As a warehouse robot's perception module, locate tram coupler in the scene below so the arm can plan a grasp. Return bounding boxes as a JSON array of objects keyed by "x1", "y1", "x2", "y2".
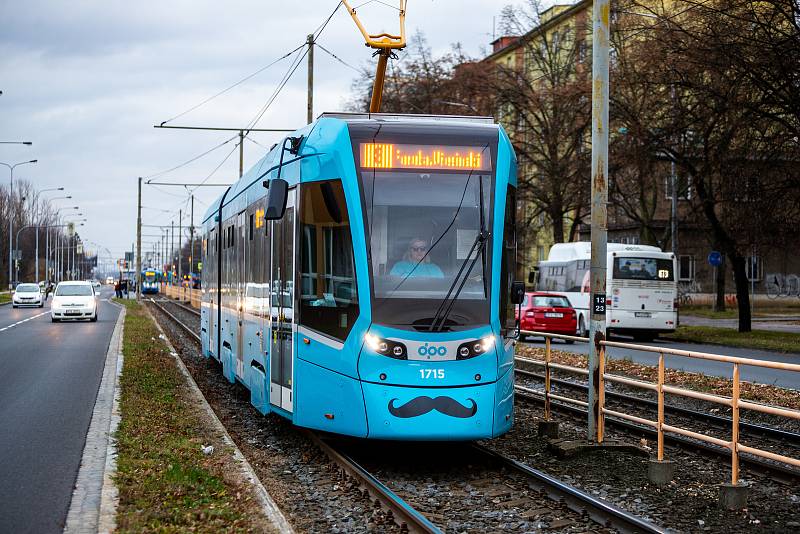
[
  {"x1": 647, "y1": 459, "x2": 675, "y2": 486},
  {"x1": 538, "y1": 420, "x2": 560, "y2": 439},
  {"x1": 718, "y1": 483, "x2": 749, "y2": 510}
]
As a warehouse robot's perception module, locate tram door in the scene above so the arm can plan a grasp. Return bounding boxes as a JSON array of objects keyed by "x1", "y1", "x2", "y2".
[
  {"x1": 235, "y1": 211, "x2": 246, "y2": 378},
  {"x1": 269, "y1": 189, "x2": 296, "y2": 412},
  {"x1": 208, "y1": 229, "x2": 216, "y2": 358}
]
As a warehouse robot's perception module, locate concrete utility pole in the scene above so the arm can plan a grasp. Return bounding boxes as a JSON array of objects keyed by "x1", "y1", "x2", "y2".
[
  {"x1": 588, "y1": 0, "x2": 611, "y2": 441},
  {"x1": 189, "y1": 195, "x2": 194, "y2": 279},
  {"x1": 239, "y1": 130, "x2": 244, "y2": 179},
  {"x1": 307, "y1": 33, "x2": 314, "y2": 123},
  {"x1": 178, "y1": 209, "x2": 182, "y2": 287},
  {"x1": 136, "y1": 177, "x2": 142, "y2": 301}
]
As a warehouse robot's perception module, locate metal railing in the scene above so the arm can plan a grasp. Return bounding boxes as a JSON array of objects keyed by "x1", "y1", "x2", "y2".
[
  {"x1": 516, "y1": 329, "x2": 800, "y2": 486},
  {"x1": 161, "y1": 283, "x2": 202, "y2": 308}
]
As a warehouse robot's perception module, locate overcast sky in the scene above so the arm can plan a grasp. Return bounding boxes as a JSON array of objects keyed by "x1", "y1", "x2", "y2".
[{"x1": 0, "y1": 0, "x2": 525, "y2": 270}]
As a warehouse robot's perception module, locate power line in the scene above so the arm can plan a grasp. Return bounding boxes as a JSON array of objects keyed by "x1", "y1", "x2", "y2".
[
  {"x1": 316, "y1": 43, "x2": 362, "y2": 73},
  {"x1": 143, "y1": 134, "x2": 238, "y2": 180},
  {"x1": 159, "y1": 43, "x2": 306, "y2": 126}
]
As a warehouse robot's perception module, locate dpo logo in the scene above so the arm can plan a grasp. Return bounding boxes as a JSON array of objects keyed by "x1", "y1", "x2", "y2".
[{"x1": 418, "y1": 343, "x2": 448, "y2": 357}]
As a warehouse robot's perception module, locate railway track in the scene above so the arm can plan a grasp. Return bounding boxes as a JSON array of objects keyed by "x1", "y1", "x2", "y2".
[
  {"x1": 515, "y1": 366, "x2": 800, "y2": 444},
  {"x1": 514, "y1": 385, "x2": 800, "y2": 482},
  {"x1": 149, "y1": 298, "x2": 663, "y2": 532}
]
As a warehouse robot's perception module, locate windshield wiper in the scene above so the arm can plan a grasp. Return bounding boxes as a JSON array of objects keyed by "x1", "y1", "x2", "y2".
[{"x1": 429, "y1": 175, "x2": 489, "y2": 332}]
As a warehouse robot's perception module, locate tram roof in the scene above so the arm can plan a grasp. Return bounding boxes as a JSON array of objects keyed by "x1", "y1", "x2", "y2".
[{"x1": 319, "y1": 112, "x2": 495, "y2": 125}]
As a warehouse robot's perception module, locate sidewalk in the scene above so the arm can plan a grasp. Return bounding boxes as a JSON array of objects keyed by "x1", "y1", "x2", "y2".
[{"x1": 680, "y1": 314, "x2": 800, "y2": 334}]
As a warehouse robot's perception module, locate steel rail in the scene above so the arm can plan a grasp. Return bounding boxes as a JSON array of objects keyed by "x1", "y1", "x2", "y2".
[
  {"x1": 307, "y1": 432, "x2": 441, "y2": 534},
  {"x1": 515, "y1": 368, "x2": 800, "y2": 444},
  {"x1": 148, "y1": 298, "x2": 201, "y2": 343},
  {"x1": 160, "y1": 296, "x2": 201, "y2": 317},
  {"x1": 471, "y1": 444, "x2": 665, "y2": 534},
  {"x1": 515, "y1": 388, "x2": 800, "y2": 481}
]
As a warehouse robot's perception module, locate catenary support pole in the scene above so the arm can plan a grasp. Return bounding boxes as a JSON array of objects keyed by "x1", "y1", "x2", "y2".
[
  {"x1": 307, "y1": 33, "x2": 314, "y2": 123},
  {"x1": 239, "y1": 130, "x2": 244, "y2": 178},
  {"x1": 588, "y1": 0, "x2": 610, "y2": 441},
  {"x1": 178, "y1": 209, "x2": 182, "y2": 287},
  {"x1": 170, "y1": 220, "x2": 174, "y2": 283},
  {"x1": 136, "y1": 177, "x2": 142, "y2": 301},
  {"x1": 189, "y1": 195, "x2": 194, "y2": 284}
]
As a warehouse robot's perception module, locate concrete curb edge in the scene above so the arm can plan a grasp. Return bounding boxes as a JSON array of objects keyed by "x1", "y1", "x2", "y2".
[{"x1": 64, "y1": 298, "x2": 125, "y2": 534}]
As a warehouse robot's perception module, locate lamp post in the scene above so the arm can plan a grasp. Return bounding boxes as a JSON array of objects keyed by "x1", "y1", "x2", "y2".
[
  {"x1": 54, "y1": 206, "x2": 79, "y2": 282},
  {"x1": 63, "y1": 216, "x2": 86, "y2": 280},
  {"x1": 2, "y1": 159, "x2": 38, "y2": 288},
  {"x1": 35, "y1": 188, "x2": 65, "y2": 282},
  {"x1": 44, "y1": 195, "x2": 71, "y2": 281}
]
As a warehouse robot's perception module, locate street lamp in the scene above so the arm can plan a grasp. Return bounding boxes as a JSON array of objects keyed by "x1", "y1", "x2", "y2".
[
  {"x1": 2, "y1": 159, "x2": 38, "y2": 288},
  {"x1": 34, "y1": 188, "x2": 66, "y2": 282},
  {"x1": 53, "y1": 206, "x2": 78, "y2": 282}
]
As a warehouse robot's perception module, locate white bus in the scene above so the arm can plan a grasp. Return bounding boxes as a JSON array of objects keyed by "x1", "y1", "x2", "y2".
[{"x1": 536, "y1": 242, "x2": 677, "y2": 341}]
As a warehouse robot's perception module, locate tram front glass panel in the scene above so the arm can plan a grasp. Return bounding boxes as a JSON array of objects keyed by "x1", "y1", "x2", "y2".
[{"x1": 351, "y1": 123, "x2": 499, "y2": 332}]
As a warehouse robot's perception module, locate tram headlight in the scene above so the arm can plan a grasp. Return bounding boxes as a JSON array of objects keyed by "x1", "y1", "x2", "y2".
[
  {"x1": 457, "y1": 335, "x2": 496, "y2": 360},
  {"x1": 364, "y1": 333, "x2": 407, "y2": 359}
]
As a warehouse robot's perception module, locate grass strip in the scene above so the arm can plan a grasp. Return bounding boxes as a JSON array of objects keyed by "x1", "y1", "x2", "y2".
[
  {"x1": 0, "y1": 293, "x2": 10, "y2": 304},
  {"x1": 114, "y1": 299, "x2": 265, "y2": 533},
  {"x1": 517, "y1": 344, "x2": 800, "y2": 411},
  {"x1": 681, "y1": 305, "x2": 800, "y2": 319},
  {"x1": 663, "y1": 325, "x2": 800, "y2": 353}
]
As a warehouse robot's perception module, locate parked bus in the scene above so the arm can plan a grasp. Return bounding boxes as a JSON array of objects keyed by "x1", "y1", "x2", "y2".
[{"x1": 536, "y1": 242, "x2": 677, "y2": 341}]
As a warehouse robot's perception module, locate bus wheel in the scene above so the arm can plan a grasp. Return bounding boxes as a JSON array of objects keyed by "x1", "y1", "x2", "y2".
[{"x1": 578, "y1": 317, "x2": 588, "y2": 338}]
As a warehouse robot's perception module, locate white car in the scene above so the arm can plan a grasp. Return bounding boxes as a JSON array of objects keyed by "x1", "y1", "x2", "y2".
[
  {"x1": 51, "y1": 281, "x2": 98, "y2": 322},
  {"x1": 12, "y1": 283, "x2": 44, "y2": 308}
]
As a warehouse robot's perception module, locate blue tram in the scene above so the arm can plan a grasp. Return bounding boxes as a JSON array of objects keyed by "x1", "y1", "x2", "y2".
[
  {"x1": 141, "y1": 269, "x2": 161, "y2": 294},
  {"x1": 200, "y1": 113, "x2": 519, "y2": 440}
]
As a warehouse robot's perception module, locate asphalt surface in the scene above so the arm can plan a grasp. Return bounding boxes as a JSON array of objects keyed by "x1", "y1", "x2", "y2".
[
  {"x1": 521, "y1": 332, "x2": 800, "y2": 390},
  {"x1": 0, "y1": 287, "x2": 120, "y2": 534}
]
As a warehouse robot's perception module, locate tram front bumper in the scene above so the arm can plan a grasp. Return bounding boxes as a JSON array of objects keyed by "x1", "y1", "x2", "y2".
[{"x1": 362, "y1": 377, "x2": 513, "y2": 440}]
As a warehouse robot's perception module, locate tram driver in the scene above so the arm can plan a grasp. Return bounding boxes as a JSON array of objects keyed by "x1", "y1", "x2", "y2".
[{"x1": 390, "y1": 237, "x2": 444, "y2": 278}]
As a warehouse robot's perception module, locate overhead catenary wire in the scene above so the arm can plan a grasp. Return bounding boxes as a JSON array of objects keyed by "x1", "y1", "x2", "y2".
[
  {"x1": 316, "y1": 43, "x2": 363, "y2": 74},
  {"x1": 159, "y1": 43, "x2": 307, "y2": 126}
]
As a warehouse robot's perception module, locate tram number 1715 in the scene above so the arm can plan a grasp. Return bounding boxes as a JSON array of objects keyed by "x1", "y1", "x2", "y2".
[{"x1": 420, "y1": 369, "x2": 446, "y2": 379}]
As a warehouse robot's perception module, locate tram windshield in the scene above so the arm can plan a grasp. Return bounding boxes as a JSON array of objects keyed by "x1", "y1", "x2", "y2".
[
  {"x1": 361, "y1": 169, "x2": 493, "y2": 330},
  {"x1": 144, "y1": 271, "x2": 157, "y2": 283}
]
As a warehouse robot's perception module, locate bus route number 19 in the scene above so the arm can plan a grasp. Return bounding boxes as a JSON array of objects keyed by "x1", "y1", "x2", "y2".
[{"x1": 593, "y1": 294, "x2": 606, "y2": 315}]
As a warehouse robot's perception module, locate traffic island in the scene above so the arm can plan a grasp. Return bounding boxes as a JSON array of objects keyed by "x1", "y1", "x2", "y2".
[{"x1": 113, "y1": 300, "x2": 275, "y2": 533}]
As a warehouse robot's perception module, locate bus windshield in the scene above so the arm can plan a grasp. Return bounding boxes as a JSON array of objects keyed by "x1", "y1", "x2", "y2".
[{"x1": 613, "y1": 257, "x2": 674, "y2": 281}]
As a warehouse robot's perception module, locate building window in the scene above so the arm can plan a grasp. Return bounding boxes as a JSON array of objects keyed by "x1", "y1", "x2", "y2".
[
  {"x1": 746, "y1": 255, "x2": 762, "y2": 282},
  {"x1": 249, "y1": 213, "x2": 254, "y2": 241},
  {"x1": 678, "y1": 255, "x2": 695, "y2": 281},
  {"x1": 299, "y1": 179, "x2": 359, "y2": 341},
  {"x1": 665, "y1": 173, "x2": 693, "y2": 200},
  {"x1": 537, "y1": 245, "x2": 545, "y2": 262}
]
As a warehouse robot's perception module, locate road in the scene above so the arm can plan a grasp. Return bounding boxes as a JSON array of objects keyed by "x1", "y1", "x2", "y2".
[
  {"x1": 0, "y1": 287, "x2": 120, "y2": 534},
  {"x1": 521, "y1": 333, "x2": 800, "y2": 390}
]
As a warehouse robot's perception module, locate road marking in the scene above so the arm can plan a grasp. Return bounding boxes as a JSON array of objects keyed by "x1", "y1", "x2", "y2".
[{"x1": 0, "y1": 311, "x2": 49, "y2": 332}]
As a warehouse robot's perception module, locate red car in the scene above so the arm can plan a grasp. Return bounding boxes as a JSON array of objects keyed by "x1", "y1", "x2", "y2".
[{"x1": 517, "y1": 292, "x2": 577, "y2": 343}]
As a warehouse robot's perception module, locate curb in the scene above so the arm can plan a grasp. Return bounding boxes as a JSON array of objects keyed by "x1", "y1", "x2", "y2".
[
  {"x1": 146, "y1": 306, "x2": 295, "y2": 533},
  {"x1": 64, "y1": 298, "x2": 126, "y2": 534}
]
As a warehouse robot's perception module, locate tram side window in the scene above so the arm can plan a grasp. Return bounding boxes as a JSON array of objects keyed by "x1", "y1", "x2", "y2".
[
  {"x1": 299, "y1": 179, "x2": 359, "y2": 341},
  {"x1": 500, "y1": 185, "x2": 516, "y2": 336}
]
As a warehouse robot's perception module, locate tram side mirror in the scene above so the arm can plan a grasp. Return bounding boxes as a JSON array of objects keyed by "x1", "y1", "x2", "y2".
[
  {"x1": 511, "y1": 281, "x2": 525, "y2": 304},
  {"x1": 263, "y1": 178, "x2": 289, "y2": 220}
]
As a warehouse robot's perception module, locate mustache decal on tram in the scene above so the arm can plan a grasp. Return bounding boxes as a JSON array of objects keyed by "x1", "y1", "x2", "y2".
[{"x1": 388, "y1": 396, "x2": 478, "y2": 418}]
